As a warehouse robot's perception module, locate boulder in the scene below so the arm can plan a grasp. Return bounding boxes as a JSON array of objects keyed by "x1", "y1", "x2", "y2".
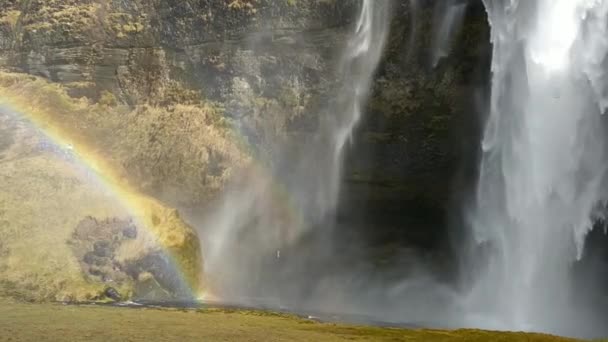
[{"x1": 104, "y1": 287, "x2": 121, "y2": 302}]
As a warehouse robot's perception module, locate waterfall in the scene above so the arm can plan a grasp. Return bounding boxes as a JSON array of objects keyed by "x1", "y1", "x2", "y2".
[
  {"x1": 200, "y1": 0, "x2": 390, "y2": 304},
  {"x1": 284, "y1": 0, "x2": 390, "y2": 227},
  {"x1": 467, "y1": 0, "x2": 608, "y2": 334},
  {"x1": 431, "y1": 0, "x2": 468, "y2": 67}
]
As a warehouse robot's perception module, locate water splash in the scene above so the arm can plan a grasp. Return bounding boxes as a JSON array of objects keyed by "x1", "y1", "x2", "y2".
[
  {"x1": 200, "y1": 0, "x2": 390, "y2": 303},
  {"x1": 466, "y1": 0, "x2": 608, "y2": 334}
]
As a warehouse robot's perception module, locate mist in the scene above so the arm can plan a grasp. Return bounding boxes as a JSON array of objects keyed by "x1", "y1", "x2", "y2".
[{"x1": 177, "y1": 1, "x2": 608, "y2": 339}]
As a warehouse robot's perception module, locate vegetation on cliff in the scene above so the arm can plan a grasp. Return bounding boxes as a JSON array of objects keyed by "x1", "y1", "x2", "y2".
[{"x1": 0, "y1": 71, "x2": 251, "y2": 205}]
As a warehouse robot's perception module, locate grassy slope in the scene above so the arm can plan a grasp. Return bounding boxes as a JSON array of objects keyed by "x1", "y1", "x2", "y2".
[{"x1": 0, "y1": 301, "x2": 584, "y2": 342}]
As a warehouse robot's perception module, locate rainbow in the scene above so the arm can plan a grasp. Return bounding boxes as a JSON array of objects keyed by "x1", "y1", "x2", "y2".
[{"x1": 0, "y1": 84, "x2": 204, "y2": 300}]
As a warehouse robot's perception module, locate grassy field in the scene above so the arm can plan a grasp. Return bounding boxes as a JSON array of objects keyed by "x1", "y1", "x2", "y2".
[{"x1": 0, "y1": 300, "x2": 585, "y2": 342}]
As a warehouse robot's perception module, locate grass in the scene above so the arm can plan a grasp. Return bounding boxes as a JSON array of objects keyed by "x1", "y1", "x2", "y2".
[
  {"x1": 0, "y1": 300, "x2": 585, "y2": 342},
  {"x1": 0, "y1": 150, "x2": 129, "y2": 302}
]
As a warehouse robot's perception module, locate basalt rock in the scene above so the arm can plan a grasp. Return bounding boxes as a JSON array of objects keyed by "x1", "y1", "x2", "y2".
[{"x1": 340, "y1": 1, "x2": 490, "y2": 252}]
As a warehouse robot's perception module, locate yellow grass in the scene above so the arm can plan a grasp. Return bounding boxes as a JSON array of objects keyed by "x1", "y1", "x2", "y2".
[{"x1": 0, "y1": 301, "x2": 585, "y2": 342}]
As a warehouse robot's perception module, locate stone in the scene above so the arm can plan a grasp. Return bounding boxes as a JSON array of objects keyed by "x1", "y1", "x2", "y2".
[{"x1": 104, "y1": 287, "x2": 121, "y2": 301}]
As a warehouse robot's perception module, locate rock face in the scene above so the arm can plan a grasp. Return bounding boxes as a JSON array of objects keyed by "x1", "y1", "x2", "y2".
[
  {"x1": 0, "y1": 0, "x2": 491, "y2": 299},
  {"x1": 69, "y1": 216, "x2": 195, "y2": 300}
]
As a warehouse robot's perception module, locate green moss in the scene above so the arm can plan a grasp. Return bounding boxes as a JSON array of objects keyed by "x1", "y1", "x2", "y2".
[
  {"x1": 105, "y1": 12, "x2": 146, "y2": 38},
  {"x1": 98, "y1": 90, "x2": 118, "y2": 107},
  {"x1": 0, "y1": 10, "x2": 21, "y2": 28},
  {"x1": 227, "y1": 0, "x2": 257, "y2": 13}
]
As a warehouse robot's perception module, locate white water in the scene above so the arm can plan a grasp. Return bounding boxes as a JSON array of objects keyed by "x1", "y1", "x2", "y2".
[
  {"x1": 285, "y1": 0, "x2": 390, "y2": 225},
  {"x1": 200, "y1": 0, "x2": 390, "y2": 302},
  {"x1": 431, "y1": 0, "x2": 468, "y2": 67},
  {"x1": 467, "y1": 0, "x2": 608, "y2": 333}
]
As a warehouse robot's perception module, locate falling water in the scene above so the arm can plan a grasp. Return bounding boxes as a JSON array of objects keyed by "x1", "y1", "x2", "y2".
[
  {"x1": 466, "y1": 0, "x2": 608, "y2": 334},
  {"x1": 200, "y1": 0, "x2": 390, "y2": 305},
  {"x1": 282, "y1": 0, "x2": 390, "y2": 227},
  {"x1": 431, "y1": 0, "x2": 468, "y2": 67}
]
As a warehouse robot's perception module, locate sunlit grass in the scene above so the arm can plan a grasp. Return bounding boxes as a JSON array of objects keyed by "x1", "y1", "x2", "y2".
[{"x1": 0, "y1": 301, "x2": 585, "y2": 342}]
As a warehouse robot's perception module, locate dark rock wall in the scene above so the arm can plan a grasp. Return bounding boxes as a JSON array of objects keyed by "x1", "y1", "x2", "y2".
[{"x1": 340, "y1": 1, "x2": 490, "y2": 257}]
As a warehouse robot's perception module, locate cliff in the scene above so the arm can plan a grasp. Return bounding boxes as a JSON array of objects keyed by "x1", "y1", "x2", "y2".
[{"x1": 0, "y1": 0, "x2": 490, "y2": 299}]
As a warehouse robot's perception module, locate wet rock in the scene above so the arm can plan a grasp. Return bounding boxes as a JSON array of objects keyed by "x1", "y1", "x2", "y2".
[
  {"x1": 89, "y1": 267, "x2": 103, "y2": 277},
  {"x1": 104, "y1": 287, "x2": 121, "y2": 301}
]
